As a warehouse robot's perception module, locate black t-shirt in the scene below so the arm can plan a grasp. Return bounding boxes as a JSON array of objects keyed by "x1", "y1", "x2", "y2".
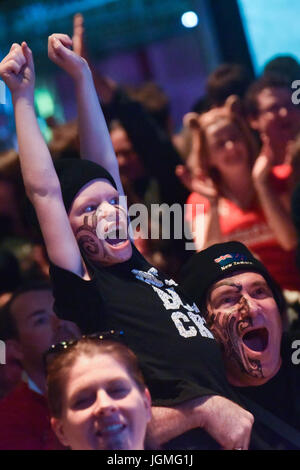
[
  {"x1": 50, "y1": 246, "x2": 235, "y2": 406},
  {"x1": 233, "y1": 332, "x2": 300, "y2": 449}
]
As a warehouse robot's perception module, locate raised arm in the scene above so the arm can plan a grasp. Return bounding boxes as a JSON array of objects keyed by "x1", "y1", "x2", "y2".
[
  {"x1": 0, "y1": 42, "x2": 82, "y2": 275},
  {"x1": 252, "y1": 135, "x2": 297, "y2": 251},
  {"x1": 72, "y1": 14, "x2": 188, "y2": 207},
  {"x1": 176, "y1": 165, "x2": 222, "y2": 250},
  {"x1": 48, "y1": 34, "x2": 124, "y2": 197}
]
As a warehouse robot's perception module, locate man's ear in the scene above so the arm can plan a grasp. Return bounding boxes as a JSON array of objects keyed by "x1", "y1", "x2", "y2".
[
  {"x1": 51, "y1": 417, "x2": 70, "y2": 447},
  {"x1": 143, "y1": 388, "x2": 152, "y2": 422}
]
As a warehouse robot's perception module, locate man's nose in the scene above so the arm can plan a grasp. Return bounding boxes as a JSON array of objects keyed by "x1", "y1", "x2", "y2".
[
  {"x1": 53, "y1": 316, "x2": 81, "y2": 340},
  {"x1": 51, "y1": 314, "x2": 61, "y2": 330},
  {"x1": 241, "y1": 295, "x2": 261, "y2": 319},
  {"x1": 93, "y1": 390, "x2": 117, "y2": 417}
]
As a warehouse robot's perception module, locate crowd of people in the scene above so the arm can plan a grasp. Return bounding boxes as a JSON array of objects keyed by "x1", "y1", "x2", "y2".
[{"x1": 0, "y1": 14, "x2": 299, "y2": 450}]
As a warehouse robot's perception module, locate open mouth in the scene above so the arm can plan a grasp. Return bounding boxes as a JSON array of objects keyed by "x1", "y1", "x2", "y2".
[
  {"x1": 95, "y1": 423, "x2": 125, "y2": 437},
  {"x1": 104, "y1": 227, "x2": 128, "y2": 246},
  {"x1": 242, "y1": 328, "x2": 269, "y2": 352}
]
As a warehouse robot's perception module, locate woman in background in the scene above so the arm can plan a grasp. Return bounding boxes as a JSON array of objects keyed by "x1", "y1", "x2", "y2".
[{"x1": 177, "y1": 97, "x2": 299, "y2": 292}]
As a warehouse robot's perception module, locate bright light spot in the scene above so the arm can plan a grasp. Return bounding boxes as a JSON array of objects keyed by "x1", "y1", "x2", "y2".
[
  {"x1": 35, "y1": 88, "x2": 55, "y2": 118},
  {"x1": 181, "y1": 11, "x2": 199, "y2": 28},
  {"x1": 37, "y1": 117, "x2": 53, "y2": 143}
]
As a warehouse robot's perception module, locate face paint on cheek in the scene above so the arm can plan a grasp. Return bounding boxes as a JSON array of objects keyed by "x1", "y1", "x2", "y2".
[
  {"x1": 75, "y1": 215, "x2": 104, "y2": 261},
  {"x1": 209, "y1": 297, "x2": 263, "y2": 379}
]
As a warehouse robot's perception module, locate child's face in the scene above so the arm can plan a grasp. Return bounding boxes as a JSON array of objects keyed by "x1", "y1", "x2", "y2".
[
  {"x1": 205, "y1": 119, "x2": 249, "y2": 175},
  {"x1": 68, "y1": 179, "x2": 132, "y2": 267}
]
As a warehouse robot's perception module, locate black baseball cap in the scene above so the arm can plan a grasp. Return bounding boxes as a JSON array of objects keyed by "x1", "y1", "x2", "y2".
[{"x1": 180, "y1": 241, "x2": 284, "y2": 313}]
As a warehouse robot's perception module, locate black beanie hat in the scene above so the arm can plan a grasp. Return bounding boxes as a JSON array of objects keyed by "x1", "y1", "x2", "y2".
[
  {"x1": 25, "y1": 159, "x2": 118, "y2": 231},
  {"x1": 180, "y1": 241, "x2": 284, "y2": 313},
  {"x1": 54, "y1": 159, "x2": 117, "y2": 214}
]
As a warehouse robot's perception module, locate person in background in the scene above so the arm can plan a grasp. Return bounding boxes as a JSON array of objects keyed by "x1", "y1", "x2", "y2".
[
  {"x1": 263, "y1": 55, "x2": 300, "y2": 84},
  {"x1": 246, "y1": 74, "x2": 300, "y2": 167},
  {"x1": 0, "y1": 281, "x2": 80, "y2": 449},
  {"x1": 176, "y1": 96, "x2": 299, "y2": 292},
  {"x1": 191, "y1": 62, "x2": 253, "y2": 116},
  {"x1": 206, "y1": 63, "x2": 252, "y2": 109}
]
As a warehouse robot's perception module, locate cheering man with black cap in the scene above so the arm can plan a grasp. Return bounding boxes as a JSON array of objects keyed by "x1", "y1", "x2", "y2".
[{"x1": 181, "y1": 241, "x2": 300, "y2": 449}]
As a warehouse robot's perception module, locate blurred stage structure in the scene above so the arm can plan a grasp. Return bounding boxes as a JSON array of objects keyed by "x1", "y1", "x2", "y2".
[{"x1": 0, "y1": 0, "x2": 211, "y2": 65}]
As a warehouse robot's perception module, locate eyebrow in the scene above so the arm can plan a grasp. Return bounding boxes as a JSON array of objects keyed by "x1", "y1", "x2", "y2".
[
  {"x1": 70, "y1": 378, "x2": 128, "y2": 398},
  {"x1": 28, "y1": 309, "x2": 48, "y2": 319},
  {"x1": 76, "y1": 192, "x2": 119, "y2": 210},
  {"x1": 209, "y1": 279, "x2": 270, "y2": 301},
  {"x1": 213, "y1": 281, "x2": 242, "y2": 291},
  {"x1": 208, "y1": 282, "x2": 242, "y2": 303}
]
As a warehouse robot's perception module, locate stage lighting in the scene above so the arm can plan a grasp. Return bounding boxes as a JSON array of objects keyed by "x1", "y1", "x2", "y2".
[{"x1": 181, "y1": 11, "x2": 199, "y2": 29}]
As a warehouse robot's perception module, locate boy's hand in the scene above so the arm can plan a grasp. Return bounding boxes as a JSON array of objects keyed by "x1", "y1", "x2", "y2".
[
  {"x1": 48, "y1": 34, "x2": 89, "y2": 80},
  {"x1": 0, "y1": 42, "x2": 35, "y2": 97}
]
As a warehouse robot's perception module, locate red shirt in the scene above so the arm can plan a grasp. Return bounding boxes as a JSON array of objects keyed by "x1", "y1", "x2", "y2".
[
  {"x1": 186, "y1": 166, "x2": 300, "y2": 291},
  {"x1": 0, "y1": 382, "x2": 64, "y2": 450}
]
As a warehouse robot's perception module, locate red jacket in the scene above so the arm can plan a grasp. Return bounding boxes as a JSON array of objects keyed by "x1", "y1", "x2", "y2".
[{"x1": 0, "y1": 381, "x2": 65, "y2": 450}]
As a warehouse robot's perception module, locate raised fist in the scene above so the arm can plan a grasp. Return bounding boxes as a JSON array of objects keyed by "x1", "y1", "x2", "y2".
[
  {"x1": 0, "y1": 42, "x2": 35, "y2": 96},
  {"x1": 48, "y1": 33, "x2": 88, "y2": 80}
]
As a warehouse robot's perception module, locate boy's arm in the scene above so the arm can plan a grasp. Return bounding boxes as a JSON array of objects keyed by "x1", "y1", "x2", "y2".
[
  {"x1": 48, "y1": 34, "x2": 124, "y2": 197},
  {"x1": 0, "y1": 42, "x2": 82, "y2": 275},
  {"x1": 72, "y1": 14, "x2": 188, "y2": 206}
]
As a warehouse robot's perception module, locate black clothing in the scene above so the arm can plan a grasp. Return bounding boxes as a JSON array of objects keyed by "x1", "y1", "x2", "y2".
[
  {"x1": 50, "y1": 245, "x2": 276, "y2": 449},
  {"x1": 50, "y1": 245, "x2": 234, "y2": 407},
  {"x1": 233, "y1": 332, "x2": 300, "y2": 449}
]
